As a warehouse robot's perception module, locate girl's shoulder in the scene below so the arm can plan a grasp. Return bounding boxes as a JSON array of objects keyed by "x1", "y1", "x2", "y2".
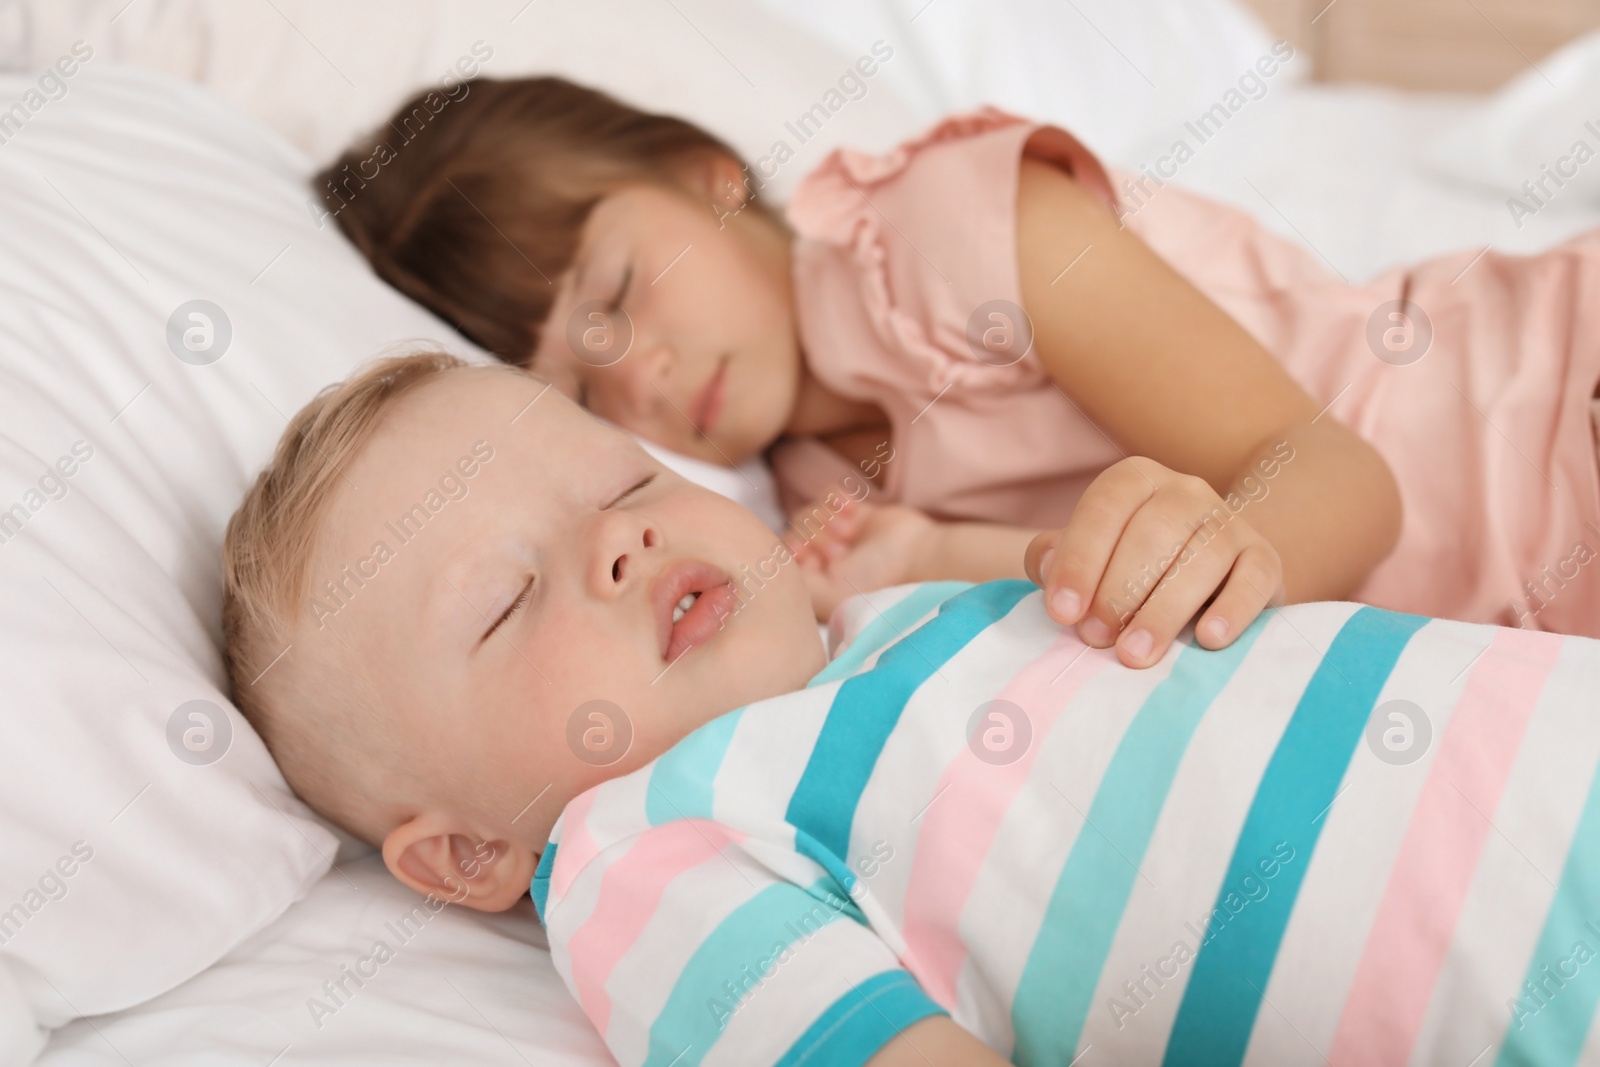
[{"x1": 784, "y1": 106, "x2": 1121, "y2": 243}]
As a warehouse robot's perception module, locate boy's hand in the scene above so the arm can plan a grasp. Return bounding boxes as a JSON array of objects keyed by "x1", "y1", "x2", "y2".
[
  {"x1": 1023, "y1": 456, "x2": 1284, "y2": 667},
  {"x1": 788, "y1": 497, "x2": 938, "y2": 622}
]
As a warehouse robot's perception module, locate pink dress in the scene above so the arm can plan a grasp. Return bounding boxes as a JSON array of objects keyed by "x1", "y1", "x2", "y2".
[{"x1": 772, "y1": 107, "x2": 1600, "y2": 638}]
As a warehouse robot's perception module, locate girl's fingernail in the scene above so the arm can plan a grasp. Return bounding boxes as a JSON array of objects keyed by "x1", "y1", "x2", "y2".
[
  {"x1": 1051, "y1": 587, "x2": 1079, "y2": 621},
  {"x1": 1205, "y1": 616, "x2": 1228, "y2": 642},
  {"x1": 1079, "y1": 615, "x2": 1111, "y2": 645},
  {"x1": 1039, "y1": 547, "x2": 1056, "y2": 580},
  {"x1": 1122, "y1": 628, "x2": 1153, "y2": 660}
]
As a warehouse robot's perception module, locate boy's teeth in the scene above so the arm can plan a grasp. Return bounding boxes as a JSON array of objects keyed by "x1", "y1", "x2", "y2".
[{"x1": 671, "y1": 592, "x2": 699, "y2": 623}]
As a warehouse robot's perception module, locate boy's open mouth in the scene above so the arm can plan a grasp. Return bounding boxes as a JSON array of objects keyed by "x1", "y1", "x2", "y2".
[{"x1": 650, "y1": 559, "x2": 739, "y2": 664}]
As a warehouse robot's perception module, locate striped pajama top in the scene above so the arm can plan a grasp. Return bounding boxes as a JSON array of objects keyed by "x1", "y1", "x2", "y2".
[{"x1": 531, "y1": 580, "x2": 1600, "y2": 1066}]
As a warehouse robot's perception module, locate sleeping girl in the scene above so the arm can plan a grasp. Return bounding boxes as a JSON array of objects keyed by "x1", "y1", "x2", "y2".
[
  {"x1": 317, "y1": 76, "x2": 1600, "y2": 667},
  {"x1": 222, "y1": 354, "x2": 1600, "y2": 1066}
]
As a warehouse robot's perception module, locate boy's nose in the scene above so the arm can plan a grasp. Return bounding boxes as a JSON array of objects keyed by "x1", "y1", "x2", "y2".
[{"x1": 592, "y1": 511, "x2": 662, "y2": 598}]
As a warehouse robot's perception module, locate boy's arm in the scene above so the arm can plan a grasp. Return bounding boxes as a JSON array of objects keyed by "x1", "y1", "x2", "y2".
[{"x1": 866, "y1": 1015, "x2": 1013, "y2": 1066}]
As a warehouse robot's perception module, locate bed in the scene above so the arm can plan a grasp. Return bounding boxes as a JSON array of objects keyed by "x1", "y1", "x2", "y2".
[{"x1": 5, "y1": 1, "x2": 1600, "y2": 1063}]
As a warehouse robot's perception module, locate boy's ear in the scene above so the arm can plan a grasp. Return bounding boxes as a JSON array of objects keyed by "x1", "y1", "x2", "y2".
[{"x1": 381, "y1": 812, "x2": 538, "y2": 913}]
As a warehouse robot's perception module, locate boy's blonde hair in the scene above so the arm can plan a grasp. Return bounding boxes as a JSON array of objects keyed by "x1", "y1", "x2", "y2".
[{"x1": 222, "y1": 350, "x2": 501, "y2": 846}]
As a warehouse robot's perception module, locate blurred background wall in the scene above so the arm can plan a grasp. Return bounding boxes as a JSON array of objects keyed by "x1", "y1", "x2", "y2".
[{"x1": 1242, "y1": 0, "x2": 1600, "y2": 89}]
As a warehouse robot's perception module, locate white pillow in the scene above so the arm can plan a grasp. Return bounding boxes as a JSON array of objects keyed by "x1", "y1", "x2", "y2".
[
  {"x1": 0, "y1": 9, "x2": 896, "y2": 1051},
  {"x1": 634, "y1": 436, "x2": 785, "y2": 534},
  {"x1": 0, "y1": 63, "x2": 495, "y2": 1063},
  {"x1": 1, "y1": 0, "x2": 925, "y2": 203},
  {"x1": 748, "y1": 0, "x2": 1301, "y2": 164},
  {"x1": 1421, "y1": 26, "x2": 1600, "y2": 207}
]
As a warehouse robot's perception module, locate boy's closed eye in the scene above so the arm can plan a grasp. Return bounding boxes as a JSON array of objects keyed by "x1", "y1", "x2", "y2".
[
  {"x1": 477, "y1": 472, "x2": 659, "y2": 644},
  {"x1": 480, "y1": 578, "x2": 533, "y2": 644},
  {"x1": 609, "y1": 472, "x2": 656, "y2": 505}
]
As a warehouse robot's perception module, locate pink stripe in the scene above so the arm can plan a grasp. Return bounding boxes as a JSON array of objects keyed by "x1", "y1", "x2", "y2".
[
  {"x1": 900, "y1": 633, "x2": 1111, "y2": 1007},
  {"x1": 1328, "y1": 627, "x2": 1565, "y2": 1065},
  {"x1": 566, "y1": 819, "x2": 747, "y2": 1039},
  {"x1": 551, "y1": 789, "x2": 602, "y2": 900}
]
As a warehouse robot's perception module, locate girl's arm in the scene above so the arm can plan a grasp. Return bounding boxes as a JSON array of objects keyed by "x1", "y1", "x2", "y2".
[
  {"x1": 790, "y1": 499, "x2": 1041, "y2": 622},
  {"x1": 908, "y1": 519, "x2": 1038, "y2": 583},
  {"x1": 796, "y1": 159, "x2": 1399, "y2": 662},
  {"x1": 1013, "y1": 156, "x2": 1402, "y2": 616}
]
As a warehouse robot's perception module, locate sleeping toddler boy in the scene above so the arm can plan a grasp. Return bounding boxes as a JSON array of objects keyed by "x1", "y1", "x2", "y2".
[{"x1": 224, "y1": 353, "x2": 1600, "y2": 1066}]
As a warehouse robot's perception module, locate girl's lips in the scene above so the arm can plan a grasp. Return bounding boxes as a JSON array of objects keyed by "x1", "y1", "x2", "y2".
[
  {"x1": 649, "y1": 559, "x2": 738, "y2": 663},
  {"x1": 690, "y1": 358, "x2": 729, "y2": 436}
]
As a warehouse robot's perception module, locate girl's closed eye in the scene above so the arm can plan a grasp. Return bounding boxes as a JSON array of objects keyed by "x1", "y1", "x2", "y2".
[
  {"x1": 607, "y1": 263, "x2": 632, "y2": 312},
  {"x1": 569, "y1": 263, "x2": 630, "y2": 411}
]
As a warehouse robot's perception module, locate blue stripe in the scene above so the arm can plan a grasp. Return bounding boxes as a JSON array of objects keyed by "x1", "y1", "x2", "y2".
[
  {"x1": 1496, "y1": 705, "x2": 1600, "y2": 1067},
  {"x1": 1163, "y1": 606, "x2": 1430, "y2": 1067},
  {"x1": 786, "y1": 581, "x2": 1034, "y2": 862},
  {"x1": 775, "y1": 969, "x2": 948, "y2": 1067},
  {"x1": 807, "y1": 582, "x2": 972, "y2": 688},
  {"x1": 530, "y1": 841, "x2": 557, "y2": 924},
  {"x1": 1010, "y1": 608, "x2": 1273, "y2": 1065},
  {"x1": 799, "y1": 874, "x2": 868, "y2": 927},
  {"x1": 795, "y1": 826, "x2": 865, "y2": 901},
  {"x1": 647, "y1": 709, "x2": 745, "y2": 825},
  {"x1": 642, "y1": 882, "x2": 855, "y2": 1065}
]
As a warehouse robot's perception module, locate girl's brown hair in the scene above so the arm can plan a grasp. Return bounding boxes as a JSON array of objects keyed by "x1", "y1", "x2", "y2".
[{"x1": 315, "y1": 77, "x2": 763, "y2": 365}]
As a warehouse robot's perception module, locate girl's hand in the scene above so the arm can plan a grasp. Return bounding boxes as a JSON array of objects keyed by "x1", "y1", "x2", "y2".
[
  {"x1": 788, "y1": 496, "x2": 938, "y2": 621},
  {"x1": 1023, "y1": 456, "x2": 1284, "y2": 667}
]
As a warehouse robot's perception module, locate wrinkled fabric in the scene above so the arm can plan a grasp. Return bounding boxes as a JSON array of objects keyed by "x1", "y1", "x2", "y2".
[{"x1": 774, "y1": 108, "x2": 1600, "y2": 636}]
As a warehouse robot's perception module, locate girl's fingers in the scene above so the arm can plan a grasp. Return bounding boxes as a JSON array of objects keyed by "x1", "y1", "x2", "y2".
[
  {"x1": 1022, "y1": 530, "x2": 1059, "y2": 587},
  {"x1": 819, "y1": 523, "x2": 853, "y2": 558},
  {"x1": 814, "y1": 495, "x2": 861, "y2": 543},
  {"x1": 1026, "y1": 456, "x2": 1284, "y2": 667},
  {"x1": 1025, "y1": 531, "x2": 1090, "y2": 623},
  {"x1": 1040, "y1": 462, "x2": 1152, "y2": 627},
  {"x1": 1073, "y1": 475, "x2": 1210, "y2": 647},
  {"x1": 1187, "y1": 543, "x2": 1283, "y2": 651},
  {"x1": 1106, "y1": 527, "x2": 1242, "y2": 666},
  {"x1": 793, "y1": 496, "x2": 868, "y2": 560},
  {"x1": 796, "y1": 526, "x2": 837, "y2": 559},
  {"x1": 834, "y1": 495, "x2": 863, "y2": 533}
]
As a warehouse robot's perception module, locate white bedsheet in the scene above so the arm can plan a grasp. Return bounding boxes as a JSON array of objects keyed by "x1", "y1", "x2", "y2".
[
  {"x1": 29, "y1": 6, "x2": 1600, "y2": 1066},
  {"x1": 38, "y1": 856, "x2": 609, "y2": 1065},
  {"x1": 1126, "y1": 82, "x2": 1600, "y2": 283}
]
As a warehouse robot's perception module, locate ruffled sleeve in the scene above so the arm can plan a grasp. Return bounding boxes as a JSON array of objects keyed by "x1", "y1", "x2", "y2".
[
  {"x1": 773, "y1": 107, "x2": 1125, "y2": 518},
  {"x1": 786, "y1": 107, "x2": 1120, "y2": 400}
]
